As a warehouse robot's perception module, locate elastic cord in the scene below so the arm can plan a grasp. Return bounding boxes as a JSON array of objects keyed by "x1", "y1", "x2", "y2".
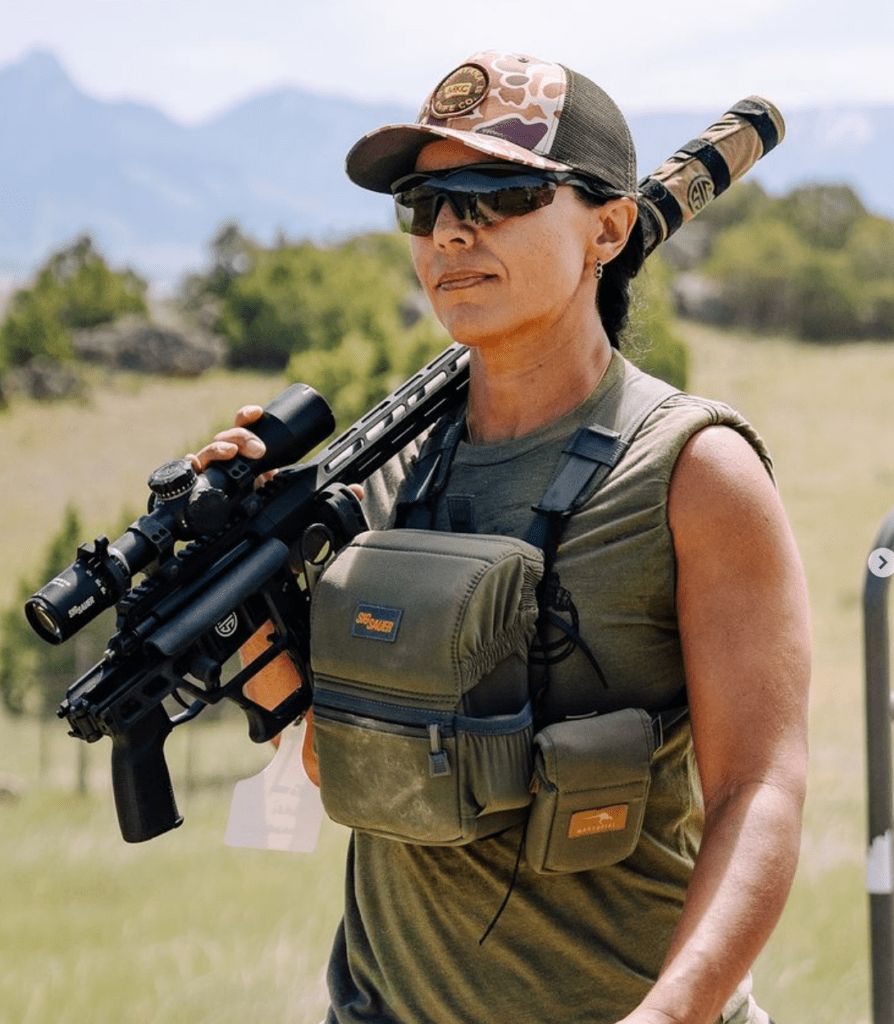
[{"x1": 479, "y1": 828, "x2": 526, "y2": 944}]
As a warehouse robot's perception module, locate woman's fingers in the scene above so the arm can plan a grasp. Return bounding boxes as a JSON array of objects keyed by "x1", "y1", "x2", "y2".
[{"x1": 187, "y1": 407, "x2": 268, "y2": 472}]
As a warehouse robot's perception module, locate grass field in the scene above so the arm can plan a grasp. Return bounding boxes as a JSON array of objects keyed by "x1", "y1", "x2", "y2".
[{"x1": 1, "y1": 324, "x2": 893, "y2": 1023}]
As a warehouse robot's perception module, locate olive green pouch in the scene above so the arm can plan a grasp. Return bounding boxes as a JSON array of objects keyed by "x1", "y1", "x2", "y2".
[
  {"x1": 525, "y1": 708, "x2": 656, "y2": 873},
  {"x1": 309, "y1": 529, "x2": 543, "y2": 846}
]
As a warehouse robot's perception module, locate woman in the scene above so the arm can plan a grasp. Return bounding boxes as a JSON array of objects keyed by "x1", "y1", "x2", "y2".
[{"x1": 196, "y1": 50, "x2": 810, "y2": 1024}]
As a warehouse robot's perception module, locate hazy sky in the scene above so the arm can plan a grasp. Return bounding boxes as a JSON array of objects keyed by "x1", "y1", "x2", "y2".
[{"x1": 4, "y1": 0, "x2": 893, "y2": 123}]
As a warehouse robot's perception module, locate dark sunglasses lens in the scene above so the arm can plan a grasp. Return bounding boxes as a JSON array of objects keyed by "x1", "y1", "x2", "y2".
[
  {"x1": 393, "y1": 175, "x2": 558, "y2": 236},
  {"x1": 394, "y1": 189, "x2": 440, "y2": 236},
  {"x1": 477, "y1": 182, "x2": 557, "y2": 222}
]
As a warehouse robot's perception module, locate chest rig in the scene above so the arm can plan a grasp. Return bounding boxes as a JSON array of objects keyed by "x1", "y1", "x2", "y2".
[
  {"x1": 393, "y1": 360, "x2": 681, "y2": 707},
  {"x1": 308, "y1": 359, "x2": 687, "y2": 853}
]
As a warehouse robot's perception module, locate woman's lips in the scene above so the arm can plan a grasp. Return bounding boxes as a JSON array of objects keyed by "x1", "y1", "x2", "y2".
[
  {"x1": 432, "y1": 268, "x2": 495, "y2": 288},
  {"x1": 436, "y1": 272, "x2": 494, "y2": 292}
]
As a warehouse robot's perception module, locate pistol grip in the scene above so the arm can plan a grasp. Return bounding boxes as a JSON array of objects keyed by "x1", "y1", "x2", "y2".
[{"x1": 110, "y1": 704, "x2": 183, "y2": 843}]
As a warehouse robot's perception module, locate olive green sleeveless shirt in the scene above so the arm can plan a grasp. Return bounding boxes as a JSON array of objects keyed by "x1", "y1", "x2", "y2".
[{"x1": 325, "y1": 350, "x2": 774, "y2": 1024}]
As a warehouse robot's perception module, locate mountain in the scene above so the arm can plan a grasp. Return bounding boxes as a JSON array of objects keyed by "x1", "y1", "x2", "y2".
[{"x1": 2, "y1": 50, "x2": 892, "y2": 288}]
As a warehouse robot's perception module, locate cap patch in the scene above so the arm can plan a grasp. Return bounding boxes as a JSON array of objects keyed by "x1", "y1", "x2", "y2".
[{"x1": 430, "y1": 64, "x2": 489, "y2": 118}]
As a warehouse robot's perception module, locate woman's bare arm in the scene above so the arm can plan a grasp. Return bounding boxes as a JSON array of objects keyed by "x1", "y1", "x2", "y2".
[{"x1": 621, "y1": 425, "x2": 811, "y2": 1024}]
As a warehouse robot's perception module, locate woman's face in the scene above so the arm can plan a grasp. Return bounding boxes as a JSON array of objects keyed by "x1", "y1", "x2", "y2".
[{"x1": 408, "y1": 138, "x2": 631, "y2": 353}]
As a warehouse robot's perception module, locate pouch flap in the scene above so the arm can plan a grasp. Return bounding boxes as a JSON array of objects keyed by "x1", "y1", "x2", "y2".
[
  {"x1": 534, "y1": 708, "x2": 655, "y2": 793},
  {"x1": 310, "y1": 530, "x2": 543, "y2": 706}
]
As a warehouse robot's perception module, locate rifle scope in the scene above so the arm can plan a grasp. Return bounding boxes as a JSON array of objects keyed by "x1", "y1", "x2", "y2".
[{"x1": 26, "y1": 383, "x2": 335, "y2": 645}]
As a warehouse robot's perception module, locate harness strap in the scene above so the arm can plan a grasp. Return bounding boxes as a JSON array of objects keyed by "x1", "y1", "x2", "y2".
[
  {"x1": 526, "y1": 366, "x2": 680, "y2": 554},
  {"x1": 653, "y1": 702, "x2": 690, "y2": 750},
  {"x1": 396, "y1": 413, "x2": 465, "y2": 529},
  {"x1": 524, "y1": 368, "x2": 679, "y2": 709},
  {"x1": 525, "y1": 424, "x2": 627, "y2": 552}
]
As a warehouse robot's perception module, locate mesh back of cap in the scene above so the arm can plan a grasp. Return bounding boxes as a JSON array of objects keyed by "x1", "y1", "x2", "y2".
[{"x1": 552, "y1": 68, "x2": 637, "y2": 192}]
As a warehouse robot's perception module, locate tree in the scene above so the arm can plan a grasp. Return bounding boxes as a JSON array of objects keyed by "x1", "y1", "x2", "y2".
[
  {"x1": 194, "y1": 230, "x2": 416, "y2": 370},
  {"x1": 696, "y1": 183, "x2": 894, "y2": 341},
  {"x1": 775, "y1": 184, "x2": 866, "y2": 251},
  {"x1": 0, "y1": 235, "x2": 148, "y2": 372},
  {"x1": 287, "y1": 317, "x2": 449, "y2": 430}
]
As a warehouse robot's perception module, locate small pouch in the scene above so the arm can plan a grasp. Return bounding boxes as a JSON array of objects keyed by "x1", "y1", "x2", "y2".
[
  {"x1": 525, "y1": 707, "x2": 656, "y2": 874},
  {"x1": 309, "y1": 528, "x2": 544, "y2": 845}
]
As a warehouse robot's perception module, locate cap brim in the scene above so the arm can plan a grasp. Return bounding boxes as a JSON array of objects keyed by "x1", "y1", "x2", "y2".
[{"x1": 345, "y1": 123, "x2": 573, "y2": 194}]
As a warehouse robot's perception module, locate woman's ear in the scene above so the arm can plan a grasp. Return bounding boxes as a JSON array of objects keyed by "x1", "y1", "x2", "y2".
[{"x1": 591, "y1": 196, "x2": 639, "y2": 265}]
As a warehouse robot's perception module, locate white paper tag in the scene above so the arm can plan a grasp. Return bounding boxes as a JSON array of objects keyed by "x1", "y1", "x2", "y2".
[
  {"x1": 225, "y1": 720, "x2": 324, "y2": 853},
  {"x1": 867, "y1": 830, "x2": 894, "y2": 894}
]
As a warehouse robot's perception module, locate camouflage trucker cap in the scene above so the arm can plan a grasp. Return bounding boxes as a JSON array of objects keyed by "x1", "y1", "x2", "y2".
[{"x1": 345, "y1": 49, "x2": 637, "y2": 196}]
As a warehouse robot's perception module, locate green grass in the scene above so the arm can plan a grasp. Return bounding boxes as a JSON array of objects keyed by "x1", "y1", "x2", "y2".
[
  {"x1": 0, "y1": 783, "x2": 348, "y2": 1024},
  {"x1": 0, "y1": 713, "x2": 348, "y2": 1024},
  {"x1": 1, "y1": 327, "x2": 893, "y2": 1023}
]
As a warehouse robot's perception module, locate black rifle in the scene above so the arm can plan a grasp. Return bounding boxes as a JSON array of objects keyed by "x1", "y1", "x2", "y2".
[{"x1": 25, "y1": 97, "x2": 784, "y2": 842}]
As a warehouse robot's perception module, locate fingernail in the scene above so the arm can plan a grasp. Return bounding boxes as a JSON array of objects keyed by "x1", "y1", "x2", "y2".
[{"x1": 246, "y1": 439, "x2": 265, "y2": 457}]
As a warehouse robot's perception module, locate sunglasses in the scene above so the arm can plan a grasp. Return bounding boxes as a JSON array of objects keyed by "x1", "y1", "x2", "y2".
[{"x1": 391, "y1": 163, "x2": 618, "y2": 237}]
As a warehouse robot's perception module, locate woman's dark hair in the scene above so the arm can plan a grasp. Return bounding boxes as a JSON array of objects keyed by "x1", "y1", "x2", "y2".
[{"x1": 573, "y1": 185, "x2": 646, "y2": 349}]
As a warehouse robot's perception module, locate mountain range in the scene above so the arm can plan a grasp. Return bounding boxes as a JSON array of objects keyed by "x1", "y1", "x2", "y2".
[{"x1": 2, "y1": 50, "x2": 892, "y2": 289}]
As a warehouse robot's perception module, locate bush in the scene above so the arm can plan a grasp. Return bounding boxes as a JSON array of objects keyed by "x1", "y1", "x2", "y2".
[
  {"x1": 696, "y1": 184, "x2": 894, "y2": 341},
  {"x1": 287, "y1": 317, "x2": 449, "y2": 431},
  {"x1": 199, "y1": 227, "x2": 417, "y2": 370},
  {"x1": 625, "y1": 257, "x2": 689, "y2": 390},
  {"x1": 0, "y1": 291, "x2": 72, "y2": 371},
  {"x1": 0, "y1": 235, "x2": 147, "y2": 372}
]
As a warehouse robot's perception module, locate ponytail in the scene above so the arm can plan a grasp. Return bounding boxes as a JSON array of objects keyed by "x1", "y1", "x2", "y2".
[
  {"x1": 573, "y1": 186, "x2": 647, "y2": 349},
  {"x1": 597, "y1": 218, "x2": 646, "y2": 349}
]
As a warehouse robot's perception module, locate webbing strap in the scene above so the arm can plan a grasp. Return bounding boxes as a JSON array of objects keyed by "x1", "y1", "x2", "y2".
[
  {"x1": 526, "y1": 366, "x2": 679, "y2": 551},
  {"x1": 638, "y1": 177, "x2": 683, "y2": 239},
  {"x1": 677, "y1": 138, "x2": 733, "y2": 197},
  {"x1": 392, "y1": 359, "x2": 688, "y2": 733},
  {"x1": 397, "y1": 362, "x2": 680, "y2": 539},
  {"x1": 653, "y1": 702, "x2": 690, "y2": 750},
  {"x1": 396, "y1": 412, "x2": 465, "y2": 529},
  {"x1": 526, "y1": 424, "x2": 627, "y2": 551},
  {"x1": 728, "y1": 98, "x2": 781, "y2": 154}
]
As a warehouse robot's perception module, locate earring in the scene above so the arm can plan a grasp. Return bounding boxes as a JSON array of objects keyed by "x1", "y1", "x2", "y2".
[{"x1": 595, "y1": 259, "x2": 604, "y2": 281}]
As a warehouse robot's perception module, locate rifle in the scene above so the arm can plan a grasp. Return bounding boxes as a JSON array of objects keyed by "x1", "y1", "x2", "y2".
[{"x1": 25, "y1": 96, "x2": 784, "y2": 843}]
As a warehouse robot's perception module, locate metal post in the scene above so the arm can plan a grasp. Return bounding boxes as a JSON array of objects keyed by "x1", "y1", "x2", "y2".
[{"x1": 864, "y1": 506, "x2": 894, "y2": 1024}]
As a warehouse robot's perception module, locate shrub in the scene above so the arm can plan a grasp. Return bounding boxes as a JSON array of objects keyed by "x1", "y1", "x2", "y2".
[
  {"x1": 625, "y1": 257, "x2": 689, "y2": 390},
  {"x1": 0, "y1": 235, "x2": 147, "y2": 372},
  {"x1": 199, "y1": 229, "x2": 415, "y2": 370},
  {"x1": 696, "y1": 184, "x2": 894, "y2": 341}
]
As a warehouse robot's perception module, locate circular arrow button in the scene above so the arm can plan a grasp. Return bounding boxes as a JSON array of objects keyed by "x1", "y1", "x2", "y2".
[{"x1": 869, "y1": 548, "x2": 894, "y2": 578}]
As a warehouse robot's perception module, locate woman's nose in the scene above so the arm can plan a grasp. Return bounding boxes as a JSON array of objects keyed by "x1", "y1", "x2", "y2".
[{"x1": 431, "y1": 196, "x2": 474, "y2": 247}]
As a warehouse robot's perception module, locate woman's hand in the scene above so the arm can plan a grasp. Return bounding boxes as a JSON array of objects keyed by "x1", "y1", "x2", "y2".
[
  {"x1": 187, "y1": 404, "x2": 267, "y2": 472},
  {"x1": 192, "y1": 399, "x2": 362, "y2": 778}
]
